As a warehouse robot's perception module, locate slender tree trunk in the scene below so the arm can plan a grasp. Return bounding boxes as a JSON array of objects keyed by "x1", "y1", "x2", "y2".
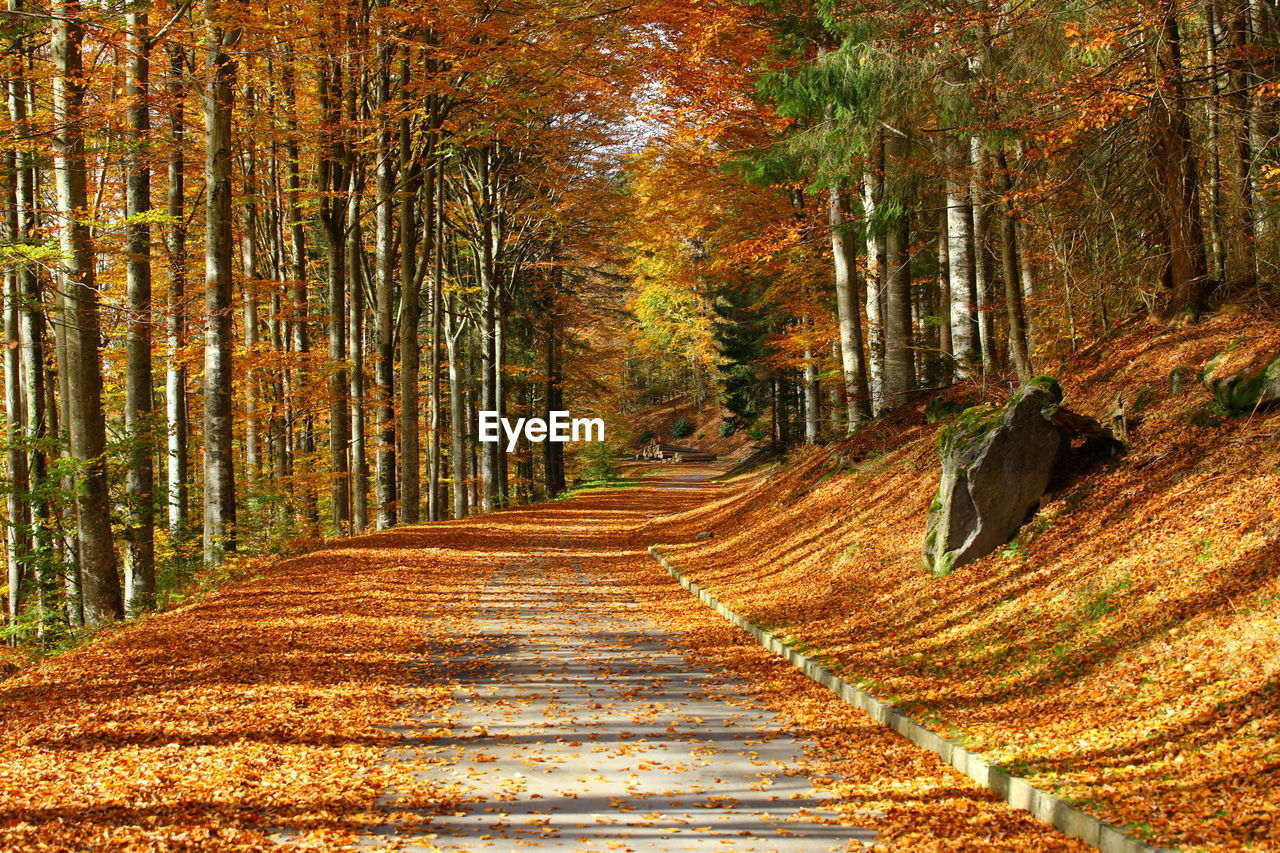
[
  {"x1": 372, "y1": 52, "x2": 398, "y2": 530},
  {"x1": 882, "y1": 131, "x2": 914, "y2": 401},
  {"x1": 542, "y1": 311, "x2": 566, "y2": 497},
  {"x1": 444, "y1": 294, "x2": 468, "y2": 518},
  {"x1": 428, "y1": 163, "x2": 444, "y2": 521},
  {"x1": 124, "y1": 8, "x2": 155, "y2": 610},
  {"x1": 3, "y1": 160, "x2": 30, "y2": 630},
  {"x1": 1151, "y1": 0, "x2": 1210, "y2": 318},
  {"x1": 802, "y1": 318, "x2": 819, "y2": 444},
  {"x1": 241, "y1": 156, "x2": 260, "y2": 488},
  {"x1": 829, "y1": 185, "x2": 871, "y2": 428},
  {"x1": 946, "y1": 141, "x2": 978, "y2": 377},
  {"x1": 397, "y1": 110, "x2": 426, "y2": 525},
  {"x1": 318, "y1": 55, "x2": 350, "y2": 534},
  {"x1": 937, "y1": 206, "x2": 953, "y2": 363},
  {"x1": 7, "y1": 22, "x2": 54, "y2": 634},
  {"x1": 201, "y1": 3, "x2": 240, "y2": 565},
  {"x1": 1227, "y1": 2, "x2": 1257, "y2": 285},
  {"x1": 477, "y1": 150, "x2": 499, "y2": 513},
  {"x1": 349, "y1": 205, "x2": 368, "y2": 530},
  {"x1": 861, "y1": 143, "x2": 885, "y2": 414},
  {"x1": 997, "y1": 147, "x2": 1033, "y2": 381},
  {"x1": 1205, "y1": 0, "x2": 1226, "y2": 281},
  {"x1": 52, "y1": 0, "x2": 123, "y2": 621},
  {"x1": 282, "y1": 48, "x2": 317, "y2": 532},
  {"x1": 970, "y1": 138, "x2": 998, "y2": 374},
  {"x1": 164, "y1": 41, "x2": 189, "y2": 538}
]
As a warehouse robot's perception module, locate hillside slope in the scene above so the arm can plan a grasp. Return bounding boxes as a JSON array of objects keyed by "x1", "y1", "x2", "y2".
[
  {"x1": 629, "y1": 394, "x2": 758, "y2": 458},
  {"x1": 646, "y1": 312, "x2": 1280, "y2": 851}
]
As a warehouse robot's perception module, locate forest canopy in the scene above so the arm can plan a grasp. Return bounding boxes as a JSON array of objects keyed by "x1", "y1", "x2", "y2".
[{"x1": 1, "y1": 0, "x2": 1276, "y2": 642}]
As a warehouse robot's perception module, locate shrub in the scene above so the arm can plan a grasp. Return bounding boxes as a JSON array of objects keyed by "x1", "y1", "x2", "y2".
[
  {"x1": 638, "y1": 428, "x2": 656, "y2": 444},
  {"x1": 581, "y1": 441, "x2": 620, "y2": 481},
  {"x1": 718, "y1": 421, "x2": 737, "y2": 437},
  {"x1": 671, "y1": 416, "x2": 693, "y2": 438}
]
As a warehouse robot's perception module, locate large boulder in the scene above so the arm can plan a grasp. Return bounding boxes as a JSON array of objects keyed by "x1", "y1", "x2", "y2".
[
  {"x1": 1201, "y1": 349, "x2": 1280, "y2": 412},
  {"x1": 923, "y1": 381, "x2": 1067, "y2": 576}
]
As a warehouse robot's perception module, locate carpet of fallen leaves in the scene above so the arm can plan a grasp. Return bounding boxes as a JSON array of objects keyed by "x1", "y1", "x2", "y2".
[
  {"x1": 652, "y1": 313, "x2": 1280, "y2": 852},
  {"x1": 0, "y1": 527, "x2": 489, "y2": 850},
  {"x1": 0, "y1": 464, "x2": 1087, "y2": 850}
]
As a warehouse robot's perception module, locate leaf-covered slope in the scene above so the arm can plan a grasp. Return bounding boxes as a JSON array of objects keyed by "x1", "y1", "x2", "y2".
[{"x1": 649, "y1": 312, "x2": 1280, "y2": 851}]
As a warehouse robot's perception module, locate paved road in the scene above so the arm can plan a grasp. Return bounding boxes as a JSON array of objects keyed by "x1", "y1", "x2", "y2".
[{"x1": 369, "y1": 536, "x2": 876, "y2": 852}]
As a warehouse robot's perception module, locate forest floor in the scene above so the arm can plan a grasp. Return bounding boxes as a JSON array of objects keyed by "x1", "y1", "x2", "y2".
[{"x1": 0, "y1": 468, "x2": 1082, "y2": 852}]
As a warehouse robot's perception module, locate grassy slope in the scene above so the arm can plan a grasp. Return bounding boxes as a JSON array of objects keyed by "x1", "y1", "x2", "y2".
[{"x1": 650, "y1": 312, "x2": 1280, "y2": 851}]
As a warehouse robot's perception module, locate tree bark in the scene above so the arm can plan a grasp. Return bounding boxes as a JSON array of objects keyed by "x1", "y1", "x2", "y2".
[
  {"x1": 970, "y1": 138, "x2": 998, "y2": 374},
  {"x1": 3, "y1": 152, "x2": 30, "y2": 631},
  {"x1": 428, "y1": 162, "x2": 444, "y2": 521},
  {"x1": 861, "y1": 140, "x2": 885, "y2": 414},
  {"x1": 52, "y1": 0, "x2": 123, "y2": 621},
  {"x1": 318, "y1": 54, "x2": 350, "y2": 533},
  {"x1": 7, "y1": 17, "x2": 54, "y2": 634},
  {"x1": 1151, "y1": 0, "x2": 1210, "y2": 319},
  {"x1": 802, "y1": 319, "x2": 819, "y2": 444},
  {"x1": 997, "y1": 147, "x2": 1033, "y2": 381},
  {"x1": 201, "y1": 0, "x2": 240, "y2": 565},
  {"x1": 444, "y1": 293, "x2": 468, "y2": 517},
  {"x1": 124, "y1": 8, "x2": 155, "y2": 610},
  {"x1": 882, "y1": 131, "x2": 914, "y2": 401},
  {"x1": 164, "y1": 41, "x2": 189, "y2": 538},
  {"x1": 372, "y1": 48, "x2": 398, "y2": 530},
  {"x1": 829, "y1": 185, "x2": 871, "y2": 428}
]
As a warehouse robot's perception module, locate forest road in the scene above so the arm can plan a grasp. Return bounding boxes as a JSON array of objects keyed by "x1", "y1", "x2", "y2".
[
  {"x1": 361, "y1": 466, "x2": 1083, "y2": 852},
  {"x1": 366, "y1": 498, "x2": 876, "y2": 850}
]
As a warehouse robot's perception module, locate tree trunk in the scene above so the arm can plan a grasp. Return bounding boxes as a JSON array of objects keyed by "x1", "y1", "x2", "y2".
[
  {"x1": 318, "y1": 54, "x2": 350, "y2": 534},
  {"x1": 829, "y1": 185, "x2": 871, "y2": 429},
  {"x1": 428, "y1": 163, "x2": 444, "y2": 521},
  {"x1": 3, "y1": 160, "x2": 30, "y2": 631},
  {"x1": 201, "y1": 3, "x2": 240, "y2": 565},
  {"x1": 946, "y1": 140, "x2": 978, "y2": 377},
  {"x1": 543, "y1": 267, "x2": 566, "y2": 498},
  {"x1": 802, "y1": 319, "x2": 819, "y2": 445},
  {"x1": 349, "y1": 205, "x2": 369, "y2": 531},
  {"x1": 1151, "y1": 0, "x2": 1210, "y2": 319},
  {"x1": 937, "y1": 206, "x2": 952, "y2": 364},
  {"x1": 882, "y1": 131, "x2": 914, "y2": 401},
  {"x1": 477, "y1": 150, "x2": 500, "y2": 513},
  {"x1": 164, "y1": 41, "x2": 189, "y2": 538},
  {"x1": 372, "y1": 55, "x2": 398, "y2": 530},
  {"x1": 1227, "y1": 1, "x2": 1257, "y2": 285},
  {"x1": 444, "y1": 293, "x2": 468, "y2": 518},
  {"x1": 997, "y1": 147, "x2": 1033, "y2": 382},
  {"x1": 970, "y1": 138, "x2": 998, "y2": 374},
  {"x1": 239, "y1": 84, "x2": 261, "y2": 492},
  {"x1": 52, "y1": 0, "x2": 123, "y2": 622},
  {"x1": 397, "y1": 109, "x2": 426, "y2": 525},
  {"x1": 282, "y1": 47, "x2": 317, "y2": 533},
  {"x1": 861, "y1": 141, "x2": 885, "y2": 414},
  {"x1": 7, "y1": 20, "x2": 54, "y2": 634},
  {"x1": 124, "y1": 8, "x2": 155, "y2": 610}
]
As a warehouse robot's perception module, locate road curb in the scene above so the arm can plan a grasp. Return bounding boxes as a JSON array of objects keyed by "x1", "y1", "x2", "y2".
[{"x1": 647, "y1": 544, "x2": 1169, "y2": 853}]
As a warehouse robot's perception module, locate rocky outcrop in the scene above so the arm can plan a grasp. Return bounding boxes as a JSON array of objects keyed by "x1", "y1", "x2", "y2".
[
  {"x1": 923, "y1": 381, "x2": 1067, "y2": 576},
  {"x1": 1201, "y1": 349, "x2": 1280, "y2": 412}
]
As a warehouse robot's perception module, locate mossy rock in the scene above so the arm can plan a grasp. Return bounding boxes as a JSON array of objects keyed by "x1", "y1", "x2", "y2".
[
  {"x1": 1201, "y1": 350, "x2": 1280, "y2": 412},
  {"x1": 925, "y1": 398, "x2": 971, "y2": 424},
  {"x1": 923, "y1": 383, "x2": 1066, "y2": 577}
]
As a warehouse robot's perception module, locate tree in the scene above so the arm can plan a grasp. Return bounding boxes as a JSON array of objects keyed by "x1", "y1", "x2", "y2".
[{"x1": 52, "y1": 0, "x2": 123, "y2": 623}]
